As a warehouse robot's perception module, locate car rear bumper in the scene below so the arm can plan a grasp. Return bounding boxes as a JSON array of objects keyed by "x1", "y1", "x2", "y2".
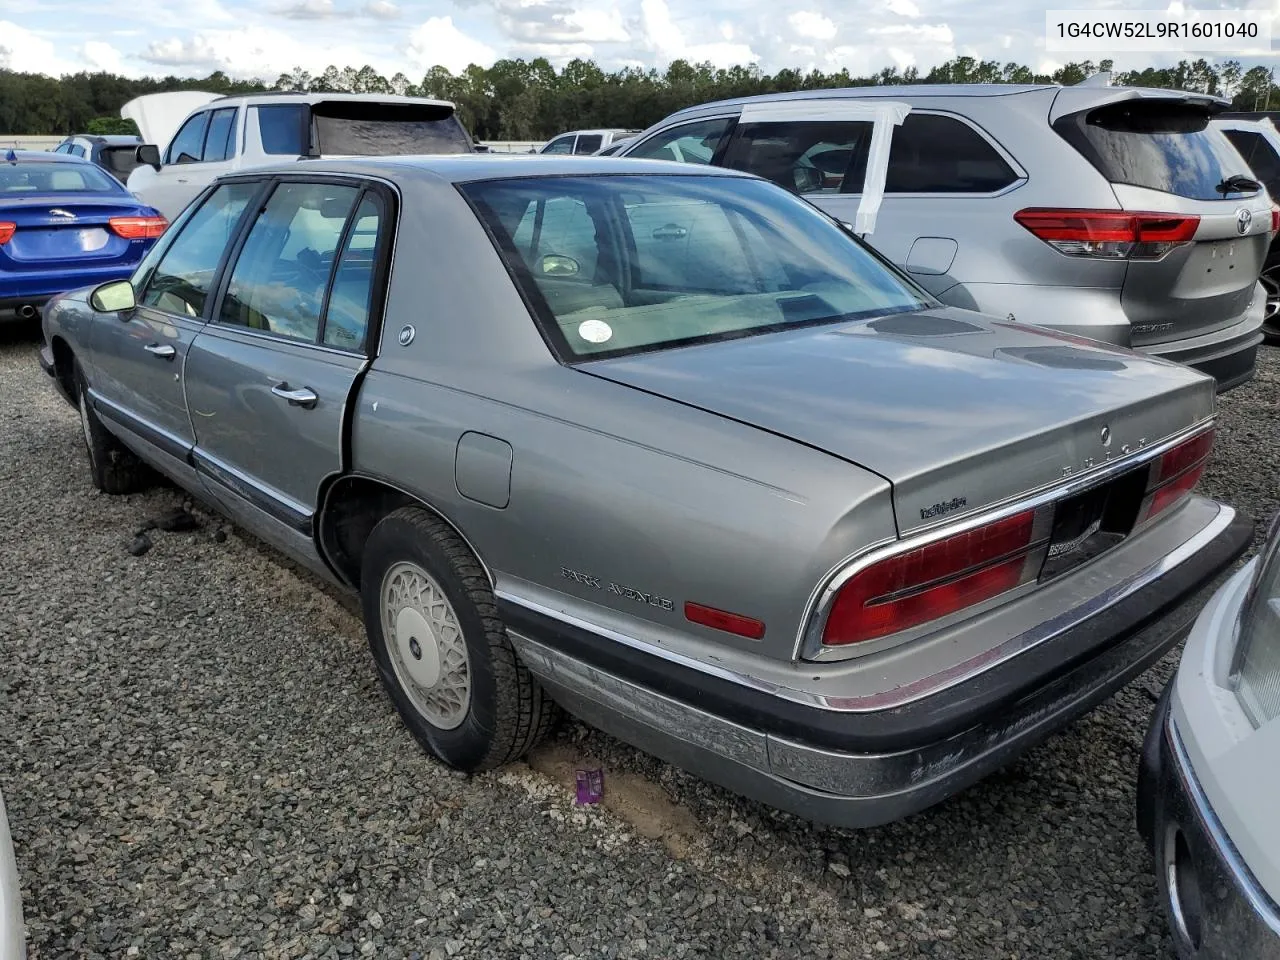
[
  {"x1": 1137, "y1": 692, "x2": 1280, "y2": 959},
  {"x1": 503, "y1": 500, "x2": 1252, "y2": 828},
  {"x1": 0, "y1": 261, "x2": 141, "y2": 311},
  {"x1": 1136, "y1": 311, "x2": 1264, "y2": 395}
]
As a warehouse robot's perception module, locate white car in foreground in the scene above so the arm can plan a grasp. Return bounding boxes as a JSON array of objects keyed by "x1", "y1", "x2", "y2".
[
  {"x1": 0, "y1": 792, "x2": 23, "y2": 959},
  {"x1": 1139, "y1": 514, "x2": 1280, "y2": 958}
]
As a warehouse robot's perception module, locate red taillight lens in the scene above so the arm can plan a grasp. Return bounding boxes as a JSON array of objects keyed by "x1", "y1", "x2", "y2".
[
  {"x1": 821, "y1": 509, "x2": 1041, "y2": 648},
  {"x1": 108, "y1": 216, "x2": 168, "y2": 240},
  {"x1": 1271, "y1": 206, "x2": 1280, "y2": 236},
  {"x1": 1014, "y1": 208, "x2": 1199, "y2": 260},
  {"x1": 684, "y1": 602, "x2": 765, "y2": 640},
  {"x1": 0, "y1": 222, "x2": 14, "y2": 244},
  {"x1": 1139, "y1": 428, "x2": 1215, "y2": 523}
]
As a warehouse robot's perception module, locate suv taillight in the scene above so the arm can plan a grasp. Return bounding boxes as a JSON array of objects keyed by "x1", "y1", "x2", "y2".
[
  {"x1": 1137, "y1": 428, "x2": 1215, "y2": 524},
  {"x1": 821, "y1": 508, "x2": 1047, "y2": 647},
  {"x1": 1014, "y1": 208, "x2": 1200, "y2": 260},
  {"x1": 1271, "y1": 206, "x2": 1280, "y2": 236}
]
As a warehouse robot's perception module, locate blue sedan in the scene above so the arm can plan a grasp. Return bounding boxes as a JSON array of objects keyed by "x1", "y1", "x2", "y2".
[{"x1": 0, "y1": 150, "x2": 166, "y2": 323}]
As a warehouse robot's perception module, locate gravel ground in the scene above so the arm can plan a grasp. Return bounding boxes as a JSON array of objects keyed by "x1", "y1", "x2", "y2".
[{"x1": 1, "y1": 327, "x2": 1277, "y2": 960}]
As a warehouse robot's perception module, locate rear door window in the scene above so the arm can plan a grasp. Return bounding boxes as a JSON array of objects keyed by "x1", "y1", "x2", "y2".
[
  {"x1": 722, "y1": 120, "x2": 872, "y2": 194},
  {"x1": 202, "y1": 107, "x2": 238, "y2": 162},
  {"x1": 167, "y1": 113, "x2": 209, "y2": 164},
  {"x1": 1055, "y1": 101, "x2": 1256, "y2": 200},
  {"x1": 573, "y1": 134, "x2": 603, "y2": 155},
  {"x1": 219, "y1": 181, "x2": 360, "y2": 343},
  {"x1": 626, "y1": 117, "x2": 733, "y2": 165}
]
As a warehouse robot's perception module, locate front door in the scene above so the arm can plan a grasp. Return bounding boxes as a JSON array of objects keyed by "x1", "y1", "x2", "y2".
[
  {"x1": 86, "y1": 180, "x2": 259, "y2": 488},
  {"x1": 146, "y1": 107, "x2": 242, "y2": 219},
  {"x1": 184, "y1": 178, "x2": 388, "y2": 573}
]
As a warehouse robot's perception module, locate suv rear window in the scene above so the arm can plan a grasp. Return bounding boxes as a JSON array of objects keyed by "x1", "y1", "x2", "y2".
[
  {"x1": 1055, "y1": 101, "x2": 1256, "y2": 201},
  {"x1": 311, "y1": 101, "x2": 472, "y2": 156}
]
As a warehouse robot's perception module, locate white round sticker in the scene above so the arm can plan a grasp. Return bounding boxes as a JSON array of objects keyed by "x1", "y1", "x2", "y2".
[{"x1": 577, "y1": 319, "x2": 613, "y2": 344}]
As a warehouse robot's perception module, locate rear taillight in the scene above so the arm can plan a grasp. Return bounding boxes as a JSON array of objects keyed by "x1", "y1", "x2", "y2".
[
  {"x1": 0, "y1": 222, "x2": 14, "y2": 244},
  {"x1": 108, "y1": 216, "x2": 168, "y2": 240},
  {"x1": 1138, "y1": 428, "x2": 1215, "y2": 524},
  {"x1": 821, "y1": 508, "x2": 1046, "y2": 648},
  {"x1": 1271, "y1": 206, "x2": 1280, "y2": 236},
  {"x1": 1014, "y1": 208, "x2": 1199, "y2": 260}
]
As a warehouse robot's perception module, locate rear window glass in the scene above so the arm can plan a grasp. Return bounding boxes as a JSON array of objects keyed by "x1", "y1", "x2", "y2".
[
  {"x1": 1055, "y1": 102, "x2": 1257, "y2": 201},
  {"x1": 723, "y1": 120, "x2": 871, "y2": 195},
  {"x1": 462, "y1": 174, "x2": 929, "y2": 361},
  {"x1": 312, "y1": 101, "x2": 472, "y2": 156},
  {"x1": 0, "y1": 161, "x2": 121, "y2": 194},
  {"x1": 100, "y1": 146, "x2": 142, "y2": 179},
  {"x1": 1222, "y1": 128, "x2": 1280, "y2": 195}
]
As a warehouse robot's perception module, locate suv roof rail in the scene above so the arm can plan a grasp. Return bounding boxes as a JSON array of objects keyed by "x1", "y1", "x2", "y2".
[
  {"x1": 1077, "y1": 72, "x2": 1113, "y2": 87},
  {"x1": 213, "y1": 90, "x2": 312, "y2": 101}
]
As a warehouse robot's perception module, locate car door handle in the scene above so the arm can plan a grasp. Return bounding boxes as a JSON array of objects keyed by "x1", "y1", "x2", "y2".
[
  {"x1": 144, "y1": 343, "x2": 176, "y2": 359},
  {"x1": 270, "y1": 383, "x2": 318, "y2": 409},
  {"x1": 175, "y1": 177, "x2": 189, "y2": 183}
]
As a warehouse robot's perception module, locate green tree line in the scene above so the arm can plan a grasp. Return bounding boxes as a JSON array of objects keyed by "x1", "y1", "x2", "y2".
[{"x1": 3, "y1": 56, "x2": 1278, "y2": 141}]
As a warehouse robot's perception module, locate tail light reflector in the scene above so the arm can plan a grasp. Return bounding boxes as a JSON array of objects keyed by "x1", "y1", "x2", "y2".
[
  {"x1": 685, "y1": 602, "x2": 765, "y2": 640},
  {"x1": 1014, "y1": 208, "x2": 1199, "y2": 260},
  {"x1": 108, "y1": 216, "x2": 168, "y2": 240},
  {"x1": 0, "y1": 222, "x2": 14, "y2": 244},
  {"x1": 1272, "y1": 206, "x2": 1280, "y2": 236},
  {"x1": 1139, "y1": 428, "x2": 1215, "y2": 524},
  {"x1": 821, "y1": 508, "x2": 1043, "y2": 648}
]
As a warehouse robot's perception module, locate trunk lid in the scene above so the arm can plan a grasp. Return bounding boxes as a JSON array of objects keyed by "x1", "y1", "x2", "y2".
[
  {"x1": 585, "y1": 308, "x2": 1215, "y2": 535},
  {"x1": 0, "y1": 196, "x2": 147, "y2": 267},
  {"x1": 1051, "y1": 89, "x2": 1272, "y2": 347}
]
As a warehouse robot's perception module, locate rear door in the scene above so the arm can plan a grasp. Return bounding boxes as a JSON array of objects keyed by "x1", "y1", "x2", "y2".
[
  {"x1": 183, "y1": 176, "x2": 389, "y2": 566},
  {"x1": 1052, "y1": 95, "x2": 1273, "y2": 348},
  {"x1": 85, "y1": 180, "x2": 260, "y2": 482}
]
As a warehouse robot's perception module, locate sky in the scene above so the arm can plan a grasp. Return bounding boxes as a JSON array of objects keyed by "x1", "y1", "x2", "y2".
[{"x1": 0, "y1": 0, "x2": 1276, "y2": 82}]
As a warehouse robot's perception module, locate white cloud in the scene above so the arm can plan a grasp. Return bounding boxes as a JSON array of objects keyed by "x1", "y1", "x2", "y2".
[
  {"x1": 0, "y1": 21, "x2": 79, "y2": 75},
  {"x1": 82, "y1": 40, "x2": 128, "y2": 74},
  {"x1": 640, "y1": 0, "x2": 758, "y2": 65},
  {"x1": 885, "y1": 0, "x2": 920, "y2": 17},
  {"x1": 276, "y1": 0, "x2": 335, "y2": 18},
  {"x1": 788, "y1": 11, "x2": 837, "y2": 41},
  {"x1": 406, "y1": 17, "x2": 498, "y2": 73},
  {"x1": 363, "y1": 0, "x2": 398, "y2": 17},
  {"x1": 143, "y1": 26, "x2": 410, "y2": 78}
]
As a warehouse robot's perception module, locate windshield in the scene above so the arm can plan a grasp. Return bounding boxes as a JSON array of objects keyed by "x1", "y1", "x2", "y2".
[
  {"x1": 1055, "y1": 101, "x2": 1257, "y2": 201},
  {"x1": 0, "y1": 161, "x2": 123, "y2": 195},
  {"x1": 461, "y1": 174, "x2": 930, "y2": 361},
  {"x1": 312, "y1": 101, "x2": 472, "y2": 156}
]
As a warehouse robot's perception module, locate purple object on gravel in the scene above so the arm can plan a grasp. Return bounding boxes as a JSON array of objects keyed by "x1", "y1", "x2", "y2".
[{"x1": 575, "y1": 768, "x2": 604, "y2": 804}]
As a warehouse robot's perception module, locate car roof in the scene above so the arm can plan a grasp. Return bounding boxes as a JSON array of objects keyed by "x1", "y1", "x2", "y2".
[
  {"x1": 659, "y1": 83, "x2": 1059, "y2": 119},
  {"x1": 212, "y1": 91, "x2": 455, "y2": 109},
  {"x1": 60, "y1": 134, "x2": 141, "y2": 144},
  {"x1": 2, "y1": 149, "x2": 96, "y2": 164},
  {"x1": 237, "y1": 153, "x2": 756, "y2": 184}
]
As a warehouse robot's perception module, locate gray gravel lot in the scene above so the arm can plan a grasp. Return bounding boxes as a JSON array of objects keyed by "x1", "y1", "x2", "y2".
[{"x1": 1, "y1": 328, "x2": 1277, "y2": 960}]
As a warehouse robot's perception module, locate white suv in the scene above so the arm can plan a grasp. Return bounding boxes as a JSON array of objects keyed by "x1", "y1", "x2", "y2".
[{"x1": 123, "y1": 91, "x2": 475, "y2": 219}]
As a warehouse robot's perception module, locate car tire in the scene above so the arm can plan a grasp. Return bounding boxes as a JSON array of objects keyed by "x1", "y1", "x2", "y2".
[
  {"x1": 361, "y1": 506, "x2": 557, "y2": 772},
  {"x1": 75, "y1": 363, "x2": 154, "y2": 495},
  {"x1": 1260, "y1": 259, "x2": 1280, "y2": 343}
]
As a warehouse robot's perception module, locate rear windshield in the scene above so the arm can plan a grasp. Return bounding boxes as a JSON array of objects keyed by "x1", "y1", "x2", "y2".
[
  {"x1": 1054, "y1": 101, "x2": 1257, "y2": 201},
  {"x1": 312, "y1": 101, "x2": 473, "y2": 156},
  {"x1": 461, "y1": 174, "x2": 930, "y2": 361},
  {"x1": 0, "y1": 161, "x2": 122, "y2": 194},
  {"x1": 99, "y1": 145, "x2": 143, "y2": 179}
]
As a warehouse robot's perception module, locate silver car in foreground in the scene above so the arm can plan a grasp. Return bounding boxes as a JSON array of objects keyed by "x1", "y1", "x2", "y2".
[
  {"x1": 39, "y1": 155, "x2": 1251, "y2": 827},
  {"x1": 1139, "y1": 513, "x2": 1280, "y2": 959},
  {"x1": 617, "y1": 84, "x2": 1274, "y2": 392}
]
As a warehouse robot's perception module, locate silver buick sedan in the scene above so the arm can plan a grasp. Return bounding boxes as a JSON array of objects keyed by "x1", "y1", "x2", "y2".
[{"x1": 39, "y1": 155, "x2": 1252, "y2": 827}]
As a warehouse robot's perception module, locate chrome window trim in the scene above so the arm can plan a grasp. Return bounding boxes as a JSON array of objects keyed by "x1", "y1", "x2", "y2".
[{"x1": 796, "y1": 417, "x2": 1217, "y2": 661}]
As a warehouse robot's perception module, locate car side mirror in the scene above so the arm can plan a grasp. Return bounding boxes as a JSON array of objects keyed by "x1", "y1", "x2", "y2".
[
  {"x1": 540, "y1": 254, "x2": 580, "y2": 276},
  {"x1": 135, "y1": 144, "x2": 161, "y2": 170},
  {"x1": 89, "y1": 279, "x2": 137, "y2": 314}
]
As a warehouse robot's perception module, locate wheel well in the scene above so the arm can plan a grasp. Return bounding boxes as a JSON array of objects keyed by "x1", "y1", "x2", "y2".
[
  {"x1": 319, "y1": 476, "x2": 486, "y2": 590},
  {"x1": 50, "y1": 336, "x2": 77, "y2": 399}
]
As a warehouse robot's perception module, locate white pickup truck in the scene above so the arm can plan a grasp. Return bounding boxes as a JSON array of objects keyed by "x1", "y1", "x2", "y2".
[{"x1": 122, "y1": 91, "x2": 476, "y2": 219}]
